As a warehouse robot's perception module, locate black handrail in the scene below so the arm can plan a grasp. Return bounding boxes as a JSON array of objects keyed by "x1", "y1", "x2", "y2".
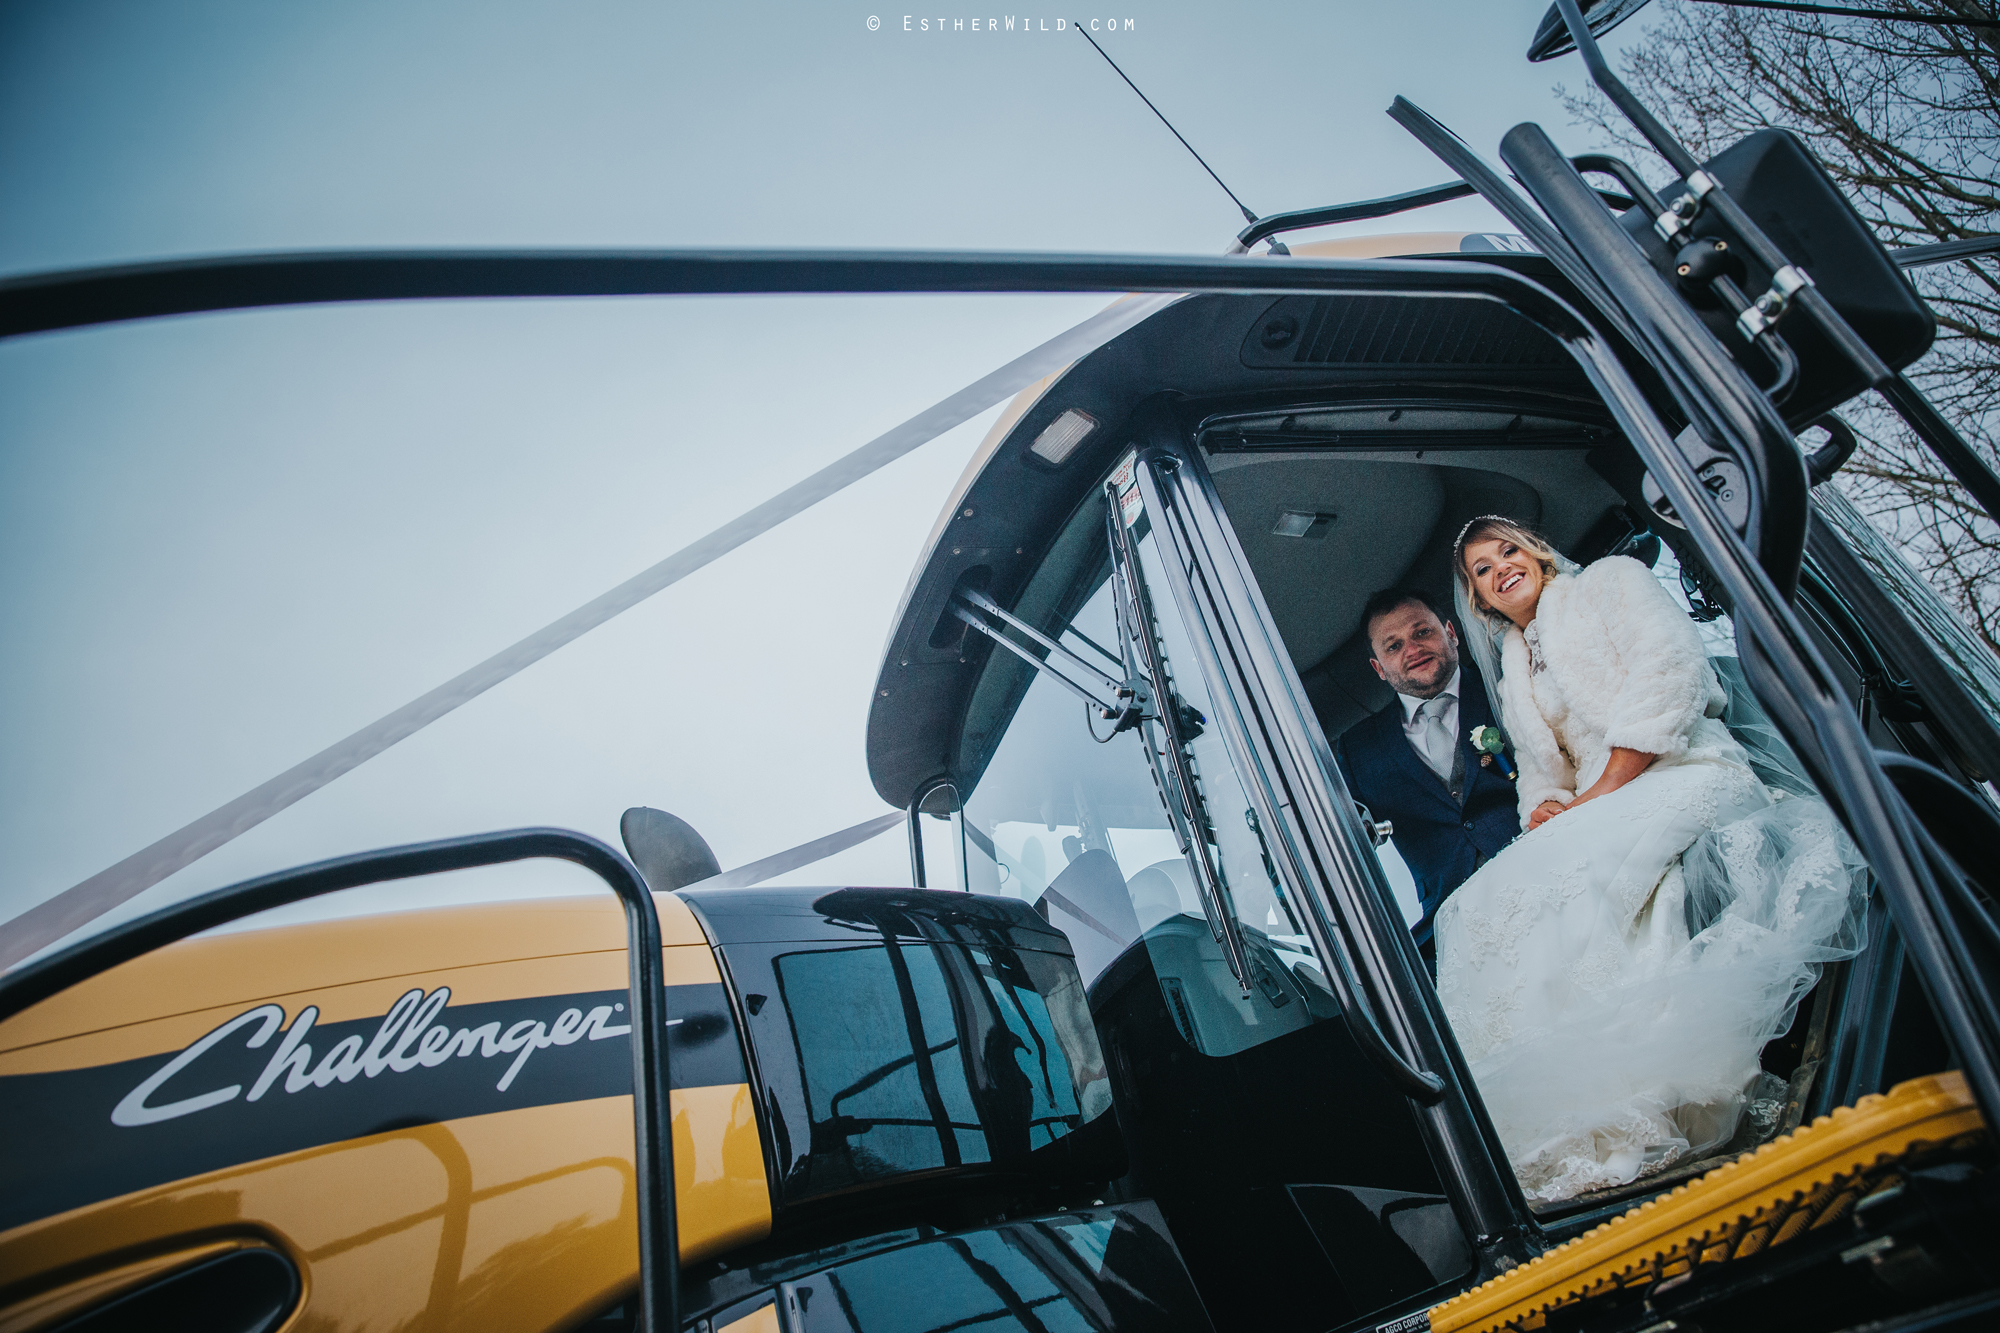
[
  {"x1": 1501, "y1": 125, "x2": 1814, "y2": 595},
  {"x1": 0, "y1": 247, "x2": 1624, "y2": 342},
  {"x1": 0, "y1": 829, "x2": 680, "y2": 1333},
  {"x1": 1236, "y1": 182, "x2": 1480, "y2": 250},
  {"x1": 1234, "y1": 169, "x2": 1634, "y2": 253}
]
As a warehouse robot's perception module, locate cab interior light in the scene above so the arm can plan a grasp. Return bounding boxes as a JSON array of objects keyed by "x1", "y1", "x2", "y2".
[
  {"x1": 1030, "y1": 409, "x2": 1098, "y2": 465},
  {"x1": 1272, "y1": 510, "x2": 1336, "y2": 539}
]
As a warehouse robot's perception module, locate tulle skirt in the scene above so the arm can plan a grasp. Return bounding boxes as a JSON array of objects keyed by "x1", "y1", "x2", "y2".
[{"x1": 1433, "y1": 738, "x2": 1869, "y2": 1203}]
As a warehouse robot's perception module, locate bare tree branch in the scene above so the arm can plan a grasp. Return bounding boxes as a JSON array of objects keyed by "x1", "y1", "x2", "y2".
[{"x1": 1562, "y1": 0, "x2": 2000, "y2": 653}]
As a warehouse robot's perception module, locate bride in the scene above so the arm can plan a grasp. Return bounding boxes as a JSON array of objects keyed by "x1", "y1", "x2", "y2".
[{"x1": 1434, "y1": 516, "x2": 1868, "y2": 1204}]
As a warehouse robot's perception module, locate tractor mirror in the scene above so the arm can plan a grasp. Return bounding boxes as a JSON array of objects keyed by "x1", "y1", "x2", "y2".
[
  {"x1": 1526, "y1": 0, "x2": 1653, "y2": 61},
  {"x1": 619, "y1": 806, "x2": 722, "y2": 892}
]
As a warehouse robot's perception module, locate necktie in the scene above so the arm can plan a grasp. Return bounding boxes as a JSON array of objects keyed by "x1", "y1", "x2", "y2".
[{"x1": 1417, "y1": 697, "x2": 1454, "y2": 783}]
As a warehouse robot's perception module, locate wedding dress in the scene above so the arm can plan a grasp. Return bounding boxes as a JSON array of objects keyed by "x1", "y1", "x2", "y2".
[{"x1": 1436, "y1": 554, "x2": 1868, "y2": 1204}]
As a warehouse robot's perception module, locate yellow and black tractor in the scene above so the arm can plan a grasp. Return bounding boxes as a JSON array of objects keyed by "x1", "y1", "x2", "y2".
[{"x1": 5, "y1": 2, "x2": 2000, "y2": 1331}]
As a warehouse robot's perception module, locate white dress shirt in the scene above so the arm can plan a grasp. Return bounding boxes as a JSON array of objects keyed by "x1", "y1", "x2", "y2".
[{"x1": 1397, "y1": 667, "x2": 1461, "y2": 786}]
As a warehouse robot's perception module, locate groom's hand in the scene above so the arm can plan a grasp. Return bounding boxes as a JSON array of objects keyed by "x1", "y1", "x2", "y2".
[{"x1": 1528, "y1": 800, "x2": 1567, "y2": 830}]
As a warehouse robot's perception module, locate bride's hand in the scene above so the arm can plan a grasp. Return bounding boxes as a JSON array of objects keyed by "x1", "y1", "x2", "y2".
[{"x1": 1528, "y1": 800, "x2": 1568, "y2": 830}]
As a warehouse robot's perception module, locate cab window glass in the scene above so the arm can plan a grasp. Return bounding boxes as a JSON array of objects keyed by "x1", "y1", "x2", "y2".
[
  {"x1": 955, "y1": 485, "x2": 1336, "y2": 1058},
  {"x1": 771, "y1": 939, "x2": 1106, "y2": 1189}
]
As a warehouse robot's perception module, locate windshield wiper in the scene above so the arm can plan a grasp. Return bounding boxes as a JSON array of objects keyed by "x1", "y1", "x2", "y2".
[
  {"x1": 947, "y1": 585, "x2": 1150, "y2": 734},
  {"x1": 1103, "y1": 475, "x2": 1253, "y2": 992}
]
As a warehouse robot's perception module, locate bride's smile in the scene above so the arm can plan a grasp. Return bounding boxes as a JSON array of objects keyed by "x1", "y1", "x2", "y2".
[{"x1": 1462, "y1": 537, "x2": 1544, "y2": 628}]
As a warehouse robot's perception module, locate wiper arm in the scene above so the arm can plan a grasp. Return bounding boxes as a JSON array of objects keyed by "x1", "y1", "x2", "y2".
[
  {"x1": 948, "y1": 586, "x2": 1149, "y2": 734},
  {"x1": 1104, "y1": 476, "x2": 1254, "y2": 992}
]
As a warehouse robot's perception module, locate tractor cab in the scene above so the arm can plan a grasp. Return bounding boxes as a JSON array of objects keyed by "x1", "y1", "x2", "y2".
[
  {"x1": 4, "y1": 1, "x2": 1999, "y2": 1331},
  {"x1": 865, "y1": 214, "x2": 2000, "y2": 1330}
]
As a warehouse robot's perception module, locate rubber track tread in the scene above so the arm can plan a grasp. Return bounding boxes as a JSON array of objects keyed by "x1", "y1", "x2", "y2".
[{"x1": 1426, "y1": 1072, "x2": 1986, "y2": 1333}]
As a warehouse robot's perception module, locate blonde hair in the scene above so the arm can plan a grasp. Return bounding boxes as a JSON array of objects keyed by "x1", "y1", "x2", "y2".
[{"x1": 1453, "y1": 516, "x2": 1563, "y2": 615}]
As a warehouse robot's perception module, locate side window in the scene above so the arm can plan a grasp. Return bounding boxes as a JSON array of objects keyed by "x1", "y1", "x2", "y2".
[
  {"x1": 955, "y1": 478, "x2": 1336, "y2": 1058},
  {"x1": 748, "y1": 925, "x2": 1116, "y2": 1208}
]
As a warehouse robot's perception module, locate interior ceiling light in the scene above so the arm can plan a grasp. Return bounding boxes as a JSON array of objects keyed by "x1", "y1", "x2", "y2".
[
  {"x1": 1029, "y1": 409, "x2": 1097, "y2": 466},
  {"x1": 1272, "y1": 510, "x2": 1336, "y2": 540}
]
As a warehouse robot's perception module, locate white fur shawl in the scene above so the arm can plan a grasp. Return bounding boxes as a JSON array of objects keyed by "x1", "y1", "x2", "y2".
[{"x1": 1493, "y1": 556, "x2": 1725, "y2": 821}]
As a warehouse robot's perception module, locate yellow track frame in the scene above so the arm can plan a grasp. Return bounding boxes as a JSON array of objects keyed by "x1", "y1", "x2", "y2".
[{"x1": 1428, "y1": 1072, "x2": 1987, "y2": 1333}]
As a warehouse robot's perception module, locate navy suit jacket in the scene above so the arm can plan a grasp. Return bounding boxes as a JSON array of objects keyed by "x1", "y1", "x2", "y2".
[{"x1": 1333, "y1": 658, "x2": 1522, "y2": 949}]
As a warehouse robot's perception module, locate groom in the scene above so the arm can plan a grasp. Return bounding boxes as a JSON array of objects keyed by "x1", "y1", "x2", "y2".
[{"x1": 1333, "y1": 589, "x2": 1521, "y2": 962}]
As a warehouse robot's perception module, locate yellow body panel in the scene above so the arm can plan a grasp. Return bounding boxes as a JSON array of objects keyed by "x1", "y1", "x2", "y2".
[
  {"x1": 0, "y1": 893, "x2": 773, "y2": 1332},
  {"x1": 718, "y1": 1302, "x2": 781, "y2": 1333},
  {"x1": 1427, "y1": 1072, "x2": 1987, "y2": 1333},
  {"x1": 0, "y1": 1091, "x2": 768, "y2": 1332},
  {"x1": 0, "y1": 1239, "x2": 265, "y2": 1333}
]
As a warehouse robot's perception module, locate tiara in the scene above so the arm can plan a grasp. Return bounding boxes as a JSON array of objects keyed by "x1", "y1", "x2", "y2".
[{"x1": 1452, "y1": 514, "x2": 1519, "y2": 554}]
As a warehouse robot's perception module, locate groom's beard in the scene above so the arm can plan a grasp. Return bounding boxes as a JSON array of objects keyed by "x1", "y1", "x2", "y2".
[{"x1": 1389, "y1": 651, "x2": 1456, "y2": 698}]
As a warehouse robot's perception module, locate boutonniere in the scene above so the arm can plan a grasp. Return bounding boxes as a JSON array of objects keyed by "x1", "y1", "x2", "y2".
[{"x1": 1470, "y1": 724, "x2": 1517, "y2": 781}]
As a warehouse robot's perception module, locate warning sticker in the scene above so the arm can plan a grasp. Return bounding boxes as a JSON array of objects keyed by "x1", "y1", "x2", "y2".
[{"x1": 1110, "y1": 453, "x2": 1143, "y2": 528}]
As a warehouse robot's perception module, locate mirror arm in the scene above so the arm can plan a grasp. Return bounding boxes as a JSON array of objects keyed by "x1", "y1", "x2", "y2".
[
  {"x1": 1895, "y1": 236, "x2": 2000, "y2": 269},
  {"x1": 1553, "y1": 0, "x2": 1701, "y2": 179},
  {"x1": 0, "y1": 829, "x2": 682, "y2": 1333},
  {"x1": 1805, "y1": 412, "x2": 1859, "y2": 485},
  {"x1": 1237, "y1": 167, "x2": 1631, "y2": 253}
]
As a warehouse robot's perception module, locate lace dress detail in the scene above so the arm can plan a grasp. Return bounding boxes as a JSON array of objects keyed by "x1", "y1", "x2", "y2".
[
  {"x1": 1525, "y1": 621, "x2": 1581, "y2": 771},
  {"x1": 1433, "y1": 660, "x2": 1866, "y2": 1204}
]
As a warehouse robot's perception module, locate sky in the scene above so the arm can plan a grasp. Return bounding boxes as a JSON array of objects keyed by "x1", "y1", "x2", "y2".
[{"x1": 0, "y1": 0, "x2": 1650, "y2": 949}]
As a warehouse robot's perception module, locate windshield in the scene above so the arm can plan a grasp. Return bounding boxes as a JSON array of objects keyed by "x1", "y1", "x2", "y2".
[{"x1": 948, "y1": 474, "x2": 1335, "y2": 1058}]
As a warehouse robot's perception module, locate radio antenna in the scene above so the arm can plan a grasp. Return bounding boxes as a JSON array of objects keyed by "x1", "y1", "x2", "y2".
[{"x1": 1072, "y1": 23, "x2": 1258, "y2": 225}]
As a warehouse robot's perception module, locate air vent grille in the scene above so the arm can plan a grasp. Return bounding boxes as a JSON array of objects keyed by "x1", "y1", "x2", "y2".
[{"x1": 1242, "y1": 296, "x2": 1568, "y2": 369}]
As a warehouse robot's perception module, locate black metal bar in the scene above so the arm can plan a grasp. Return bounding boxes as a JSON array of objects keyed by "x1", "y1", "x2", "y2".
[
  {"x1": 1235, "y1": 165, "x2": 1634, "y2": 253},
  {"x1": 1386, "y1": 98, "x2": 1642, "y2": 349},
  {"x1": 1894, "y1": 236, "x2": 2000, "y2": 269},
  {"x1": 1570, "y1": 153, "x2": 1668, "y2": 216},
  {"x1": 1058, "y1": 623, "x2": 1125, "y2": 674},
  {"x1": 1877, "y1": 374, "x2": 2000, "y2": 524},
  {"x1": 907, "y1": 800, "x2": 927, "y2": 889},
  {"x1": 1, "y1": 246, "x2": 1604, "y2": 342},
  {"x1": 1689, "y1": 0, "x2": 2000, "y2": 28},
  {"x1": 0, "y1": 829, "x2": 680, "y2": 1333},
  {"x1": 1237, "y1": 182, "x2": 1478, "y2": 250},
  {"x1": 1500, "y1": 123, "x2": 1811, "y2": 595},
  {"x1": 1554, "y1": 0, "x2": 1702, "y2": 178},
  {"x1": 1805, "y1": 412, "x2": 1859, "y2": 485}
]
